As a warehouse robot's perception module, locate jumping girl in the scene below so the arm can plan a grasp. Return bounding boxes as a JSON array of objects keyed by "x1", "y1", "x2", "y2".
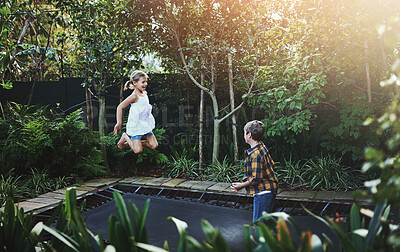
[{"x1": 113, "y1": 70, "x2": 158, "y2": 153}]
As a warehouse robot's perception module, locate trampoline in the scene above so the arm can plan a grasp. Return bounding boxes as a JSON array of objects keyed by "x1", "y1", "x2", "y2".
[{"x1": 82, "y1": 188, "x2": 338, "y2": 251}]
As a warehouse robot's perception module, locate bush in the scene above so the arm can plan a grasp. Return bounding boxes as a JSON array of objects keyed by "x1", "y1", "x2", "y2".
[
  {"x1": 303, "y1": 154, "x2": 361, "y2": 191},
  {"x1": 205, "y1": 157, "x2": 244, "y2": 183},
  {"x1": 0, "y1": 103, "x2": 105, "y2": 180}
]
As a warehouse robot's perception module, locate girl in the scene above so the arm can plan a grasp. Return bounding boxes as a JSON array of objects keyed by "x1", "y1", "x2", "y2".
[{"x1": 113, "y1": 70, "x2": 158, "y2": 153}]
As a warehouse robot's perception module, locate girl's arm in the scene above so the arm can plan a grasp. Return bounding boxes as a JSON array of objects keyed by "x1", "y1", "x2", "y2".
[{"x1": 113, "y1": 93, "x2": 138, "y2": 136}]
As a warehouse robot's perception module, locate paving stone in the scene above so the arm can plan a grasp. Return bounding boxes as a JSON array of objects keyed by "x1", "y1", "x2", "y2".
[
  {"x1": 334, "y1": 191, "x2": 355, "y2": 201},
  {"x1": 314, "y1": 191, "x2": 336, "y2": 201},
  {"x1": 27, "y1": 197, "x2": 62, "y2": 205},
  {"x1": 296, "y1": 191, "x2": 317, "y2": 199},
  {"x1": 16, "y1": 201, "x2": 48, "y2": 212},
  {"x1": 177, "y1": 180, "x2": 201, "y2": 189},
  {"x1": 73, "y1": 186, "x2": 95, "y2": 192},
  {"x1": 208, "y1": 182, "x2": 231, "y2": 192},
  {"x1": 191, "y1": 181, "x2": 217, "y2": 190},
  {"x1": 54, "y1": 188, "x2": 88, "y2": 197},
  {"x1": 146, "y1": 177, "x2": 172, "y2": 186},
  {"x1": 132, "y1": 176, "x2": 158, "y2": 185},
  {"x1": 83, "y1": 178, "x2": 122, "y2": 188},
  {"x1": 38, "y1": 192, "x2": 65, "y2": 200},
  {"x1": 277, "y1": 190, "x2": 298, "y2": 199},
  {"x1": 119, "y1": 177, "x2": 142, "y2": 184},
  {"x1": 161, "y1": 178, "x2": 186, "y2": 187}
]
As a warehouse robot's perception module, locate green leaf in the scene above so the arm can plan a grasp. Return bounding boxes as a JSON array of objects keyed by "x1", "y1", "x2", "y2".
[
  {"x1": 290, "y1": 101, "x2": 295, "y2": 110},
  {"x1": 364, "y1": 147, "x2": 384, "y2": 161},
  {"x1": 350, "y1": 205, "x2": 364, "y2": 251}
]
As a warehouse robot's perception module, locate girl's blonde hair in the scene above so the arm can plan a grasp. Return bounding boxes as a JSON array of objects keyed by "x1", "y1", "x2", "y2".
[{"x1": 124, "y1": 70, "x2": 148, "y2": 90}]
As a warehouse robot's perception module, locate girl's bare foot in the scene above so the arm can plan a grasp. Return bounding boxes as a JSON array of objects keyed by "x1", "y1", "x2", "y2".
[{"x1": 117, "y1": 133, "x2": 128, "y2": 149}]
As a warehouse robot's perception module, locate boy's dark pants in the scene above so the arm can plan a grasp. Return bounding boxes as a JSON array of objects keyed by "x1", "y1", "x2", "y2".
[{"x1": 253, "y1": 192, "x2": 276, "y2": 222}]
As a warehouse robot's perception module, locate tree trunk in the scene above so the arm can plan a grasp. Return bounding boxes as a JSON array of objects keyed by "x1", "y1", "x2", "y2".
[
  {"x1": 199, "y1": 73, "x2": 205, "y2": 171},
  {"x1": 364, "y1": 40, "x2": 372, "y2": 103},
  {"x1": 228, "y1": 53, "x2": 239, "y2": 161},
  {"x1": 211, "y1": 93, "x2": 220, "y2": 162},
  {"x1": 98, "y1": 94, "x2": 111, "y2": 173},
  {"x1": 85, "y1": 85, "x2": 93, "y2": 132}
]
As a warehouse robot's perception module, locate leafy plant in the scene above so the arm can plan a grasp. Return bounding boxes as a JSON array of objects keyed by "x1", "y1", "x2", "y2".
[
  {"x1": 274, "y1": 156, "x2": 307, "y2": 189},
  {"x1": 205, "y1": 157, "x2": 244, "y2": 183},
  {"x1": 303, "y1": 154, "x2": 360, "y2": 191},
  {"x1": 167, "y1": 156, "x2": 199, "y2": 179},
  {"x1": 0, "y1": 173, "x2": 31, "y2": 207},
  {"x1": 0, "y1": 103, "x2": 105, "y2": 180},
  {"x1": 0, "y1": 198, "x2": 39, "y2": 251}
]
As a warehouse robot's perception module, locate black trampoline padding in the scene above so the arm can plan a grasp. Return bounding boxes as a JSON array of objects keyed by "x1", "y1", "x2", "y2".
[
  {"x1": 83, "y1": 193, "x2": 252, "y2": 251},
  {"x1": 83, "y1": 193, "x2": 338, "y2": 251}
]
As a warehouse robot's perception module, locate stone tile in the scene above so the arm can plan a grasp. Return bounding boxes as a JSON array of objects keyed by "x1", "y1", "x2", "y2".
[
  {"x1": 119, "y1": 177, "x2": 142, "y2": 184},
  {"x1": 38, "y1": 192, "x2": 65, "y2": 200},
  {"x1": 314, "y1": 191, "x2": 336, "y2": 201},
  {"x1": 27, "y1": 197, "x2": 62, "y2": 205},
  {"x1": 132, "y1": 177, "x2": 157, "y2": 185},
  {"x1": 161, "y1": 178, "x2": 186, "y2": 188},
  {"x1": 276, "y1": 190, "x2": 298, "y2": 199},
  {"x1": 146, "y1": 177, "x2": 172, "y2": 186},
  {"x1": 73, "y1": 186, "x2": 95, "y2": 192},
  {"x1": 16, "y1": 201, "x2": 48, "y2": 212},
  {"x1": 83, "y1": 178, "x2": 122, "y2": 188},
  {"x1": 177, "y1": 180, "x2": 201, "y2": 189},
  {"x1": 54, "y1": 188, "x2": 88, "y2": 197},
  {"x1": 296, "y1": 191, "x2": 317, "y2": 199},
  {"x1": 191, "y1": 181, "x2": 217, "y2": 190},
  {"x1": 207, "y1": 182, "x2": 231, "y2": 192},
  {"x1": 334, "y1": 191, "x2": 355, "y2": 201}
]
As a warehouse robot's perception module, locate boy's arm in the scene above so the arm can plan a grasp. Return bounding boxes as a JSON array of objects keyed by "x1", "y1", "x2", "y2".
[{"x1": 231, "y1": 181, "x2": 250, "y2": 193}]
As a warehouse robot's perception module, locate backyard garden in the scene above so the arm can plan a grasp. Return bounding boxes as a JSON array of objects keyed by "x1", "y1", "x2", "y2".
[{"x1": 1, "y1": 0, "x2": 400, "y2": 251}]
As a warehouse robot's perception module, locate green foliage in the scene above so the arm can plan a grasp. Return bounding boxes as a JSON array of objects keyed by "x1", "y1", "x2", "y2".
[
  {"x1": 0, "y1": 173, "x2": 31, "y2": 207},
  {"x1": 205, "y1": 157, "x2": 244, "y2": 183},
  {"x1": 0, "y1": 198, "x2": 39, "y2": 251},
  {"x1": 167, "y1": 156, "x2": 199, "y2": 179},
  {"x1": 361, "y1": 16, "x2": 400, "y2": 211},
  {"x1": 274, "y1": 156, "x2": 307, "y2": 189},
  {"x1": 275, "y1": 154, "x2": 365, "y2": 191},
  {"x1": 0, "y1": 103, "x2": 105, "y2": 180},
  {"x1": 303, "y1": 154, "x2": 361, "y2": 191}
]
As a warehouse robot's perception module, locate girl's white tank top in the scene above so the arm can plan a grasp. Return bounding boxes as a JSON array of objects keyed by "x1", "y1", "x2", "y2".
[{"x1": 126, "y1": 93, "x2": 155, "y2": 136}]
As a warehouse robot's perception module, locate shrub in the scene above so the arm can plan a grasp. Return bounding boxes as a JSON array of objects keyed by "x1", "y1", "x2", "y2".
[
  {"x1": 205, "y1": 157, "x2": 244, "y2": 183},
  {"x1": 0, "y1": 103, "x2": 105, "y2": 180},
  {"x1": 274, "y1": 156, "x2": 307, "y2": 189},
  {"x1": 303, "y1": 154, "x2": 361, "y2": 191},
  {"x1": 167, "y1": 156, "x2": 199, "y2": 179}
]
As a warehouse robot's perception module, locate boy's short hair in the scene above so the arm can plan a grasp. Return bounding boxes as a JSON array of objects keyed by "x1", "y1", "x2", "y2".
[{"x1": 244, "y1": 120, "x2": 265, "y2": 141}]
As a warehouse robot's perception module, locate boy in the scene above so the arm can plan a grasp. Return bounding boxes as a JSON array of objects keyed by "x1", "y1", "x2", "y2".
[{"x1": 231, "y1": 120, "x2": 278, "y2": 223}]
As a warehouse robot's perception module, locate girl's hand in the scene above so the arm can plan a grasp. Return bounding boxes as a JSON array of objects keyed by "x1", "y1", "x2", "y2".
[{"x1": 113, "y1": 123, "x2": 121, "y2": 136}]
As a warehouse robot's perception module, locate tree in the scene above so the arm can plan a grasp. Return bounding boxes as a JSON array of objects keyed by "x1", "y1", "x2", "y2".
[
  {"x1": 66, "y1": 0, "x2": 149, "y2": 171},
  {"x1": 151, "y1": 0, "x2": 268, "y2": 162}
]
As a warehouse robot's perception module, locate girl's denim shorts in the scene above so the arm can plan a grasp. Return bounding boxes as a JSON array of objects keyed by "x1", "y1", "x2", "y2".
[{"x1": 129, "y1": 132, "x2": 154, "y2": 140}]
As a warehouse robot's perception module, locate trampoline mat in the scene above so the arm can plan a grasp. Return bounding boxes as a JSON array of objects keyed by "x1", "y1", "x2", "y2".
[{"x1": 83, "y1": 193, "x2": 337, "y2": 251}]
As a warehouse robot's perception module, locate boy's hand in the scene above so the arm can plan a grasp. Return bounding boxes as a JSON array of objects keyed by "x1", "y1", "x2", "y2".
[{"x1": 230, "y1": 182, "x2": 242, "y2": 193}]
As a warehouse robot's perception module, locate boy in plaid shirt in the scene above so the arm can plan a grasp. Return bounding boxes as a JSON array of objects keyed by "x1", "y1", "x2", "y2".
[{"x1": 231, "y1": 120, "x2": 278, "y2": 222}]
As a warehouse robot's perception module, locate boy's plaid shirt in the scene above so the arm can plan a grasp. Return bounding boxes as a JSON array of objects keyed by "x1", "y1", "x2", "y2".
[{"x1": 244, "y1": 142, "x2": 278, "y2": 195}]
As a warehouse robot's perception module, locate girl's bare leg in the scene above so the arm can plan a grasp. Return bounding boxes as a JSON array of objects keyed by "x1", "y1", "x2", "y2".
[
  {"x1": 117, "y1": 133, "x2": 130, "y2": 149},
  {"x1": 143, "y1": 135, "x2": 159, "y2": 150},
  {"x1": 128, "y1": 139, "x2": 143, "y2": 153}
]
